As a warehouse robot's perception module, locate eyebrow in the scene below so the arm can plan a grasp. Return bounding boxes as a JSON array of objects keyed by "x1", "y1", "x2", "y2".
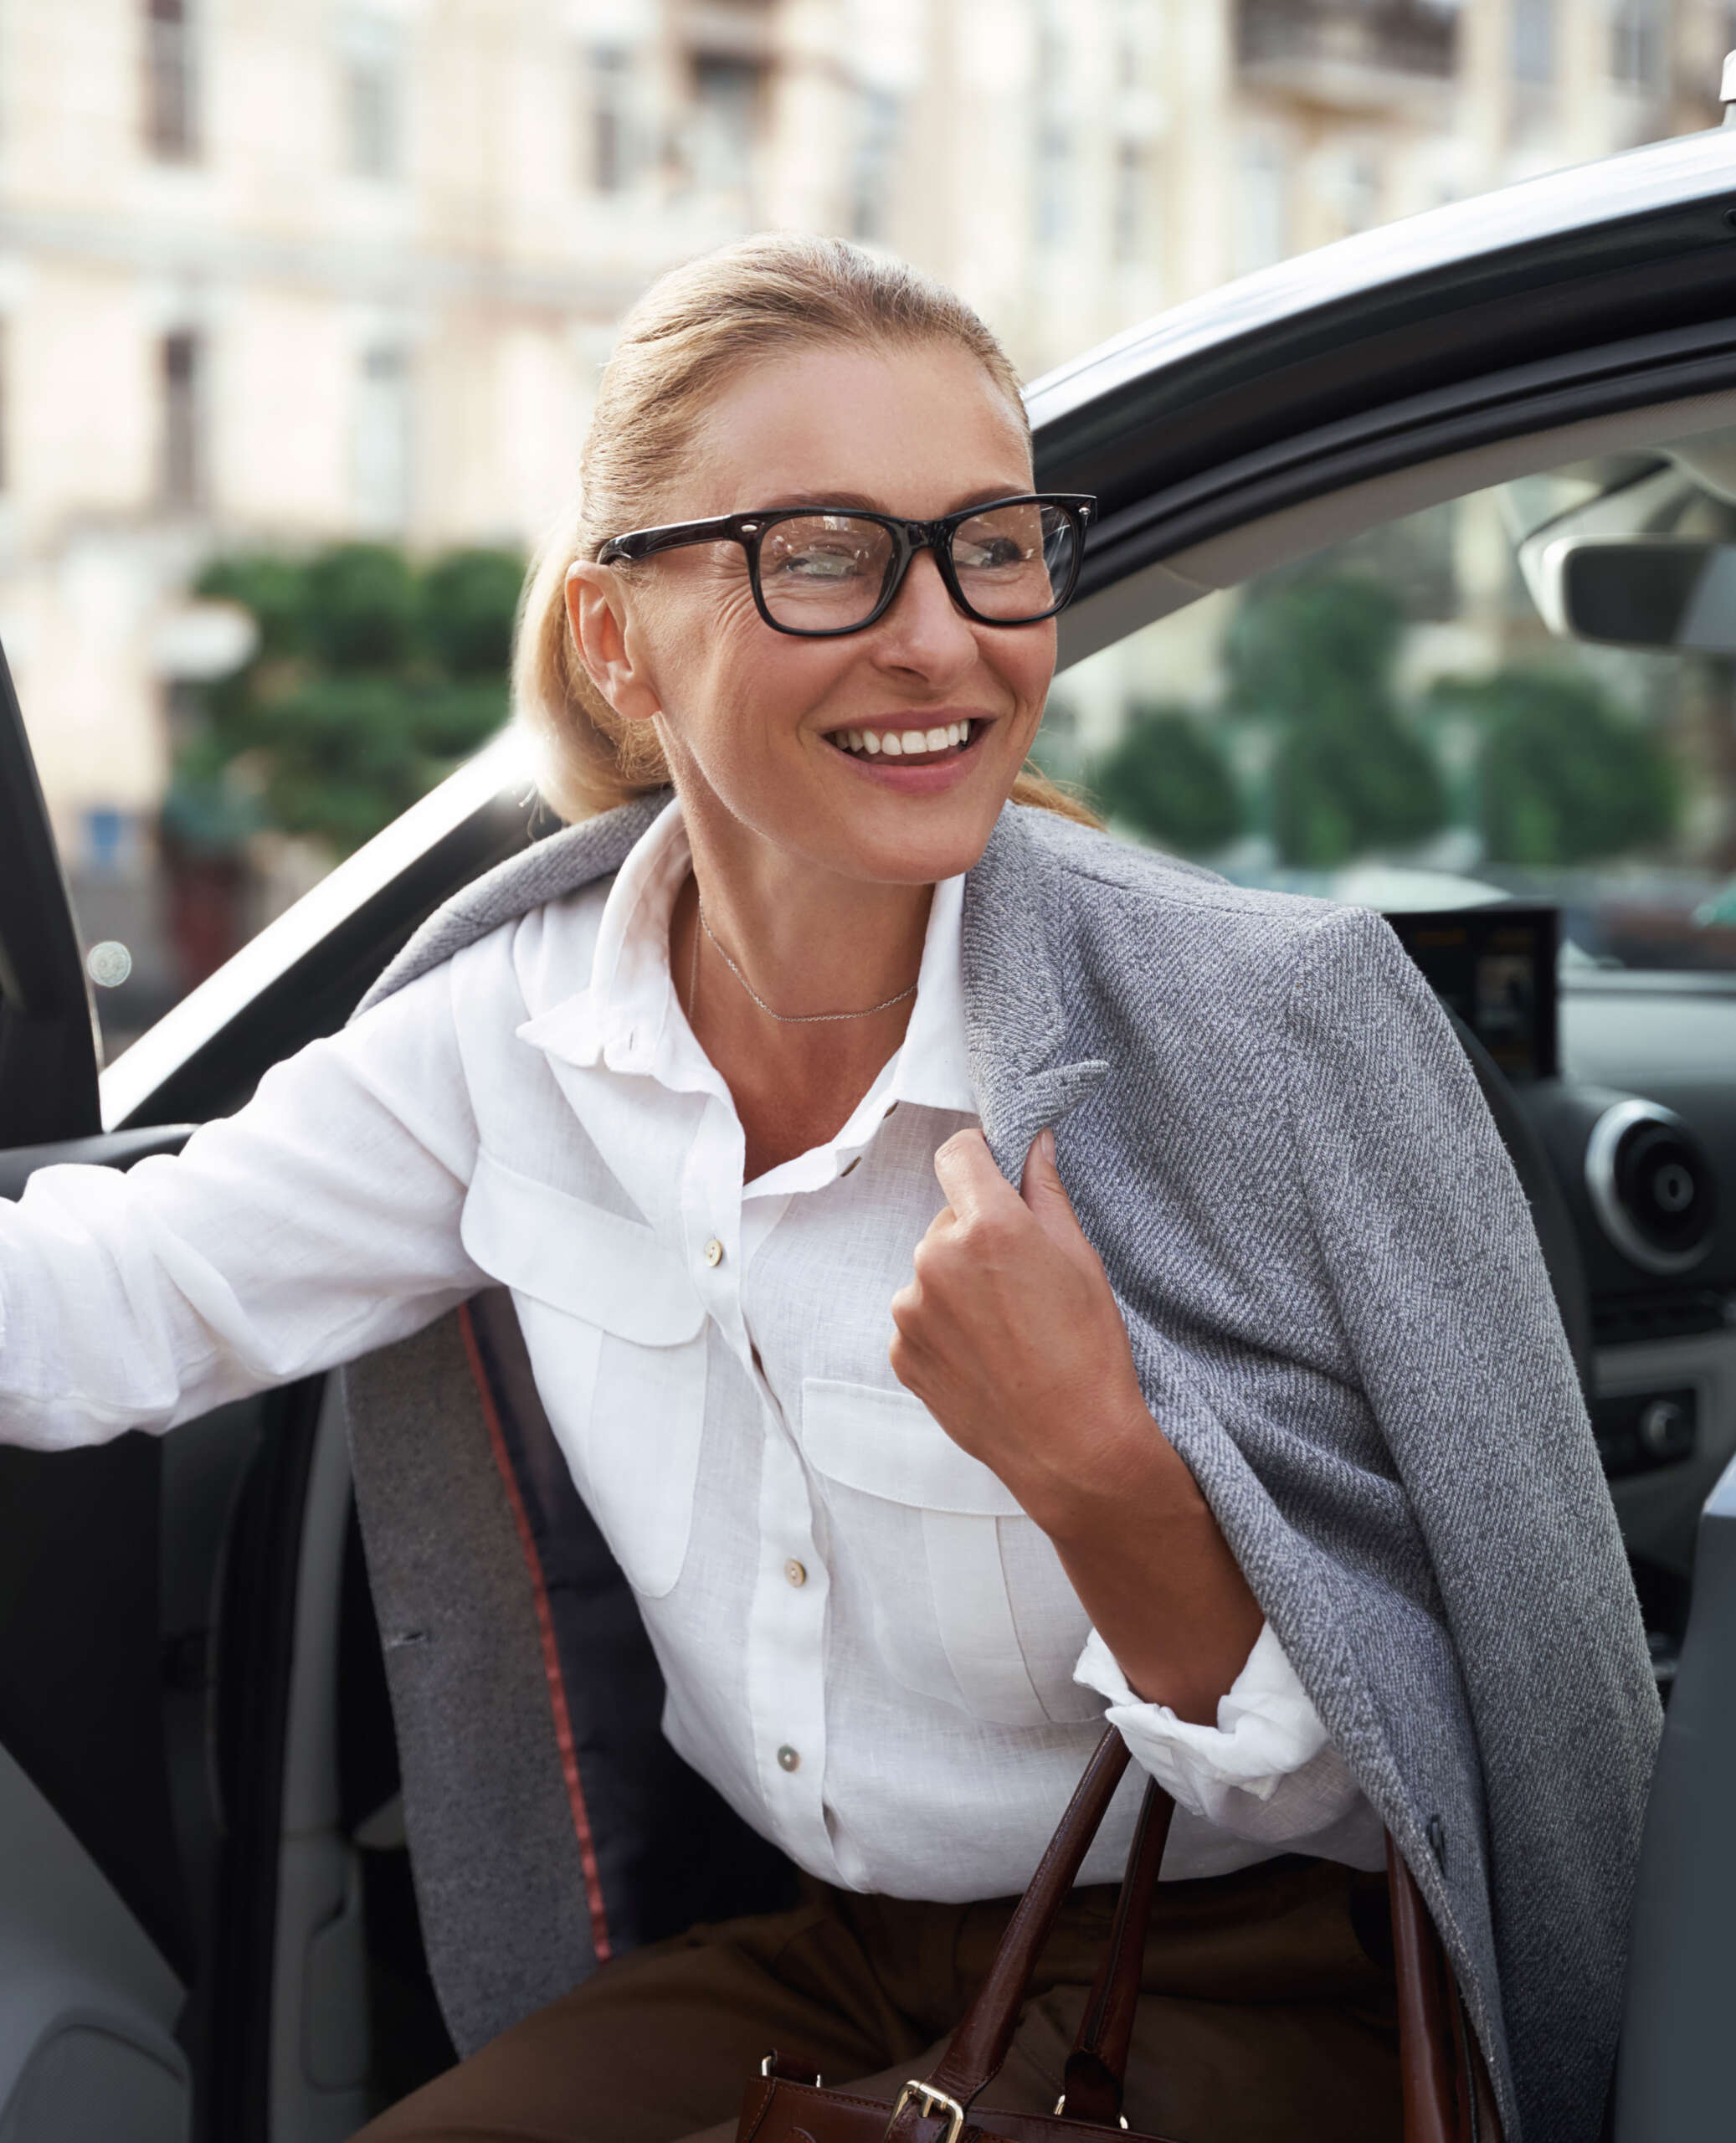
[{"x1": 754, "y1": 486, "x2": 1032, "y2": 517}]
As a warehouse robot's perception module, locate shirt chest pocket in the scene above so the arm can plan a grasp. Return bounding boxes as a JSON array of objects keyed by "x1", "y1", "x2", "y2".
[
  {"x1": 800, "y1": 1377, "x2": 1097, "y2": 1729},
  {"x1": 463, "y1": 1149, "x2": 709, "y2": 1599}
]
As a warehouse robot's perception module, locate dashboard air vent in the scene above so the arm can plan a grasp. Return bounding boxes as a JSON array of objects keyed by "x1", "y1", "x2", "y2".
[{"x1": 1584, "y1": 1100, "x2": 1718, "y2": 1276}]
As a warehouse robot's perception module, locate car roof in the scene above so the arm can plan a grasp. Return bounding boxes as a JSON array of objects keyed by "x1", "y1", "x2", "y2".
[
  {"x1": 1030, "y1": 122, "x2": 1736, "y2": 587},
  {"x1": 1030, "y1": 126, "x2": 1736, "y2": 431}
]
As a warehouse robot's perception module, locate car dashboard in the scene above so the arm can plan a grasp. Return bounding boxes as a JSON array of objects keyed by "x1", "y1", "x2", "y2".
[
  {"x1": 1549, "y1": 973, "x2": 1736, "y2": 1666},
  {"x1": 1380, "y1": 909, "x2": 1734, "y2": 1678}
]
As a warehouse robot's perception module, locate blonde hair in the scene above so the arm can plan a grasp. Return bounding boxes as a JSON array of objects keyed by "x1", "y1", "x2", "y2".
[{"x1": 515, "y1": 231, "x2": 1097, "y2": 829}]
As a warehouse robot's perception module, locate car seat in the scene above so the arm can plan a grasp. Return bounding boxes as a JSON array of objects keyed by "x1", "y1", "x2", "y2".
[{"x1": 339, "y1": 1289, "x2": 794, "y2": 2057}]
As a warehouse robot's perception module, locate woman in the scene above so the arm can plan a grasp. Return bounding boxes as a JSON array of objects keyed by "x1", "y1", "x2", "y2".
[{"x1": 0, "y1": 237, "x2": 1656, "y2": 2143}]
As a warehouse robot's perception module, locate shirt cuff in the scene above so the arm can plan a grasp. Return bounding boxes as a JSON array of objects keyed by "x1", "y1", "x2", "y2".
[{"x1": 1073, "y1": 1620, "x2": 1357, "y2": 1839}]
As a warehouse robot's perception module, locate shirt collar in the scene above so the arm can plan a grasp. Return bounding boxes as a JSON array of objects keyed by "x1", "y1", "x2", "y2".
[{"x1": 517, "y1": 794, "x2": 977, "y2": 1121}]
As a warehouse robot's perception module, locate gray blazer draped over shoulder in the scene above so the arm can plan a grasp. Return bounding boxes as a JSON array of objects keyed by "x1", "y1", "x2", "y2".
[{"x1": 363, "y1": 793, "x2": 1662, "y2": 2143}]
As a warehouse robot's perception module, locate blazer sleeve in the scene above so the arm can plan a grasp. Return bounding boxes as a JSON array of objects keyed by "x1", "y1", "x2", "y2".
[
  {"x1": 0, "y1": 958, "x2": 486, "y2": 1448},
  {"x1": 1281, "y1": 903, "x2": 1661, "y2": 2042}
]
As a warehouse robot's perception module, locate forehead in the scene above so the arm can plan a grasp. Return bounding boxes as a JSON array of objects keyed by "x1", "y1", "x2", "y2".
[{"x1": 681, "y1": 341, "x2": 1031, "y2": 520}]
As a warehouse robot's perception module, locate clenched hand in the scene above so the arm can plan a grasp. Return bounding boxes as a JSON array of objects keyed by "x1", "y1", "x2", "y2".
[{"x1": 889, "y1": 1127, "x2": 1263, "y2": 1724}]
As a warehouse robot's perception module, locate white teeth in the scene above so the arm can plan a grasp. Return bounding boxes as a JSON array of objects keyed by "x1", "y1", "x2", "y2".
[{"x1": 835, "y1": 721, "x2": 974, "y2": 758}]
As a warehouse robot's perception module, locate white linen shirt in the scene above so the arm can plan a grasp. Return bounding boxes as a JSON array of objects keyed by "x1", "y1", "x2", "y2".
[{"x1": 0, "y1": 798, "x2": 1381, "y2": 1893}]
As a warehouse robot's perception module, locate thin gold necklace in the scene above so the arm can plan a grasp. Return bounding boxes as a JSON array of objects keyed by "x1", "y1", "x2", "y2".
[{"x1": 695, "y1": 897, "x2": 918, "y2": 1026}]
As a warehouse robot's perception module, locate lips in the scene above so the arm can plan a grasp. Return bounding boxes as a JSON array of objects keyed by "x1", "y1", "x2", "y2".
[{"x1": 827, "y1": 718, "x2": 979, "y2": 767}]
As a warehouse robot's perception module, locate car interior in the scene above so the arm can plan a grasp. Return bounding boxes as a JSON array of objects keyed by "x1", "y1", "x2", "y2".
[{"x1": 5, "y1": 354, "x2": 1736, "y2": 2140}]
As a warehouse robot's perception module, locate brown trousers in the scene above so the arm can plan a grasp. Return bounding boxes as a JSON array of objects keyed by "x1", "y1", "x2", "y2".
[{"x1": 357, "y1": 1856, "x2": 1401, "y2": 2143}]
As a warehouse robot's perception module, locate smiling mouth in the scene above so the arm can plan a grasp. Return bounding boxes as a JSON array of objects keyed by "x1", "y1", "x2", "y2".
[{"x1": 826, "y1": 718, "x2": 984, "y2": 766}]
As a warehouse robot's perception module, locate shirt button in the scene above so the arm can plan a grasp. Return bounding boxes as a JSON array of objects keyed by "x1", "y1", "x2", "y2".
[
  {"x1": 703, "y1": 1238, "x2": 724, "y2": 1267},
  {"x1": 777, "y1": 1744, "x2": 800, "y2": 1772},
  {"x1": 783, "y1": 1559, "x2": 807, "y2": 1588}
]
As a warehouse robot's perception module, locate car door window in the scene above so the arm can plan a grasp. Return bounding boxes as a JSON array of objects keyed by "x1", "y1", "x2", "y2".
[{"x1": 1054, "y1": 424, "x2": 1736, "y2": 974}]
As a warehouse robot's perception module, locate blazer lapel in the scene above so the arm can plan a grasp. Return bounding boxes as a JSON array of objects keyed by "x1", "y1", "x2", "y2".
[{"x1": 961, "y1": 805, "x2": 1109, "y2": 1183}]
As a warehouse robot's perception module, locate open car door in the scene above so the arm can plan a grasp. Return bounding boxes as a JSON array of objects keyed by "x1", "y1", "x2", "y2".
[
  {"x1": 0, "y1": 647, "x2": 375, "y2": 2143},
  {"x1": 0, "y1": 642, "x2": 202, "y2": 2140}
]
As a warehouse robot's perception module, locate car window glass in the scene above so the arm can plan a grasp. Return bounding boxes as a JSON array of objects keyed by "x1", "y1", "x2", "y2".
[{"x1": 1055, "y1": 432, "x2": 1736, "y2": 972}]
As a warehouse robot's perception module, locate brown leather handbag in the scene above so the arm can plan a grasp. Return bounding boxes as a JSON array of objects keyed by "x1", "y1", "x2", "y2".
[{"x1": 735, "y1": 1728, "x2": 1502, "y2": 2143}]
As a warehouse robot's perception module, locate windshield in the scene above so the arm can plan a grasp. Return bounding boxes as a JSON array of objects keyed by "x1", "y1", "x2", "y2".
[{"x1": 1057, "y1": 424, "x2": 1736, "y2": 974}]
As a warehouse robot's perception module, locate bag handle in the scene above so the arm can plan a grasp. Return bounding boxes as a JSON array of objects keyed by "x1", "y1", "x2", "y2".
[
  {"x1": 881, "y1": 1726, "x2": 1501, "y2": 2143},
  {"x1": 1055, "y1": 1776, "x2": 1174, "y2": 2125},
  {"x1": 884, "y1": 1729, "x2": 1133, "y2": 2141}
]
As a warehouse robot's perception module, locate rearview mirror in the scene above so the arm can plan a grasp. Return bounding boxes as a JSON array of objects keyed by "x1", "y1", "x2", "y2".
[{"x1": 1533, "y1": 537, "x2": 1736, "y2": 654}]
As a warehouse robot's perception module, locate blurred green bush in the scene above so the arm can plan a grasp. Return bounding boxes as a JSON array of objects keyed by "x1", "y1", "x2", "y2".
[
  {"x1": 1432, "y1": 667, "x2": 1678, "y2": 866},
  {"x1": 166, "y1": 542, "x2": 523, "y2": 859},
  {"x1": 1086, "y1": 569, "x2": 1678, "y2": 876},
  {"x1": 1225, "y1": 573, "x2": 1446, "y2": 868},
  {"x1": 1091, "y1": 703, "x2": 1241, "y2": 855}
]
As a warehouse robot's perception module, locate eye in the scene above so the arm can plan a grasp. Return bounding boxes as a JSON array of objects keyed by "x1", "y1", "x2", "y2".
[
  {"x1": 774, "y1": 542, "x2": 871, "y2": 582},
  {"x1": 954, "y1": 534, "x2": 1029, "y2": 571}
]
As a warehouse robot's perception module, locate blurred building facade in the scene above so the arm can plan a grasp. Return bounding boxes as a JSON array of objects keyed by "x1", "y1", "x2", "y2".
[{"x1": 0, "y1": 0, "x2": 1728, "y2": 904}]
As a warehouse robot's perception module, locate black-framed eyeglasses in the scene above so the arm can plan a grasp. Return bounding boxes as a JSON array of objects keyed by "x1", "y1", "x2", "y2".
[{"x1": 595, "y1": 492, "x2": 1096, "y2": 638}]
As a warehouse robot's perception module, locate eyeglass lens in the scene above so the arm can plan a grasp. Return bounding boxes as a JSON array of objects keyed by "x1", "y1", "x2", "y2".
[{"x1": 754, "y1": 501, "x2": 1076, "y2": 630}]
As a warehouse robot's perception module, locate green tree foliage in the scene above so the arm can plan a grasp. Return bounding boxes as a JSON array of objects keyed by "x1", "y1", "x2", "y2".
[
  {"x1": 421, "y1": 547, "x2": 526, "y2": 677},
  {"x1": 1225, "y1": 573, "x2": 1446, "y2": 867},
  {"x1": 168, "y1": 542, "x2": 523, "y2": 858},
  {"x1": 1091, "y1": 703, "x2": 1242, "y2": 855},
  {"x1": 1439, "y1": 667, "x2": 1677, "y2": 866}
]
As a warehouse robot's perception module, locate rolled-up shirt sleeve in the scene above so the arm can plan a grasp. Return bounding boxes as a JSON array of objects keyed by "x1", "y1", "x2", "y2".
[
  {"x1": 0, "y1": 957, "x2": 486, "y2": 1449},
  {"x1": 1074, "y1": 1620, "x2": 1382, "y2": 1857}
]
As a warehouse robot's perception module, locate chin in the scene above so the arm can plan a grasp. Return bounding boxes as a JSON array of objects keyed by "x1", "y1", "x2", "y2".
[{"x1": 825, "y1": 803, "x2": 1005, "y2": 886}]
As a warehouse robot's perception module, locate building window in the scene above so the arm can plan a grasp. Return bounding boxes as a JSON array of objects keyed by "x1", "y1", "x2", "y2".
[
  {"x1": 354, "y1": 346, "x2": 411, "y2": 532},
  {"x1": 1035, "y1": 124, "x2": 1071, "y2": 245},
  {"x1": 145, "y1": 0, "x2": 198, "y2": 162},
  {"x1": 342, "y1": 13, "x2": 403, "y2": 180},
  {"x1": 586, "y1": 45, "x2": 639, "y2": 193},
  {"x1": 1115, "y1": 0, "x2": 1145, "y2": 89},
  {"x1": 1033, "y1": 0, "x2": 1071, "y2": 247},
  {"x1": 1342, "y1": 152, "x2": 1380, "y2": 234},
  {"x1": 850, "y1": 86, "x2": 901, "y2": 242},
  {"x1": 1113, "y1": 141, "x2": 1144, "y2": 265},
  {"x1": 688, "y1": 54, "x2": 763, "y2": 198},
  {"x1": 161, "y1": 330, "x2": 203, "y2": 508},
  {"x1": 1610, "y1": 0, "x2": 1661, "y2": 91},
  {"x1": 1235, "y1": 137, "x2": 1287, "y2": 275},
  {"x1": 1511, "y1": 0, "x2": 1554, "y2": 85}
]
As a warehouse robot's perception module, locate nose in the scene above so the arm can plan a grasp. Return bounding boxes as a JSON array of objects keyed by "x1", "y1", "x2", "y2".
[{"x1": 871, "y1": 543, "x2": 978, "y2": 679}]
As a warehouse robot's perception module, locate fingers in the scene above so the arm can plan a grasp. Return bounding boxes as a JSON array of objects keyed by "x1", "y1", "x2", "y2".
[
  {"x1": 1018, "y1": 1126, "x2": 1082, "y2": 1247},
  {"x1": 932, "y1": 1127, "x2": 1017, "y2": 1220}
]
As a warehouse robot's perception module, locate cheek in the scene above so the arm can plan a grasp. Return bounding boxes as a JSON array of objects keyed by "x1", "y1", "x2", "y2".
[
  {"x1": 989, "y1": 624, "x2": 1057, "y2": 727},
  {"x1": 660, "y1": 589, "x2": 850, "y2": 753}
]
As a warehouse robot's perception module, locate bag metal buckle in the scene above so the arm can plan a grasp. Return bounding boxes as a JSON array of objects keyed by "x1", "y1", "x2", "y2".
[
  {"x1": 886, "y1": 2080, "x2": 967, "y2": 2143},
  {"x1": 762, "y1": 2055, "x2": 822, "y2": 2085}
]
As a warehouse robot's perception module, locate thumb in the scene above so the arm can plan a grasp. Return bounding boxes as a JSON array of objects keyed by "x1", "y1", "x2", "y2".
[{"x1": 1020, "y1": 1128, "x2": 1079, "y2": 1245}]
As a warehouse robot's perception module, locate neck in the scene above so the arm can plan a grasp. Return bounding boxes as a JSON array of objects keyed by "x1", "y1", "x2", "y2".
[
  {"x1": 672, "y1": 790, "x2": 935, "y2": 1176},
  {"x1": 686, "y1": 834, "x2": 932, "y2": 1020}
]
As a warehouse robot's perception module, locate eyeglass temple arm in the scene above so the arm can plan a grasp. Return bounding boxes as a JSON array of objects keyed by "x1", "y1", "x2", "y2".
[{"x1": 598, "y1": 518, "x2": 742, "y2": 565}]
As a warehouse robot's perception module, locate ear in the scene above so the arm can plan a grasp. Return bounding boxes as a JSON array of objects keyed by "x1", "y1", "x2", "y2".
[{"x1": 564, "y1": 562, "x2": 662, "y2": 727}]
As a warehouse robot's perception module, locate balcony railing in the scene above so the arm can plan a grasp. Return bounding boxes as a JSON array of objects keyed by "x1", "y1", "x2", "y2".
[{"x1": 1238, "y1": 0, "x2": 1458, "y2": 84}]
